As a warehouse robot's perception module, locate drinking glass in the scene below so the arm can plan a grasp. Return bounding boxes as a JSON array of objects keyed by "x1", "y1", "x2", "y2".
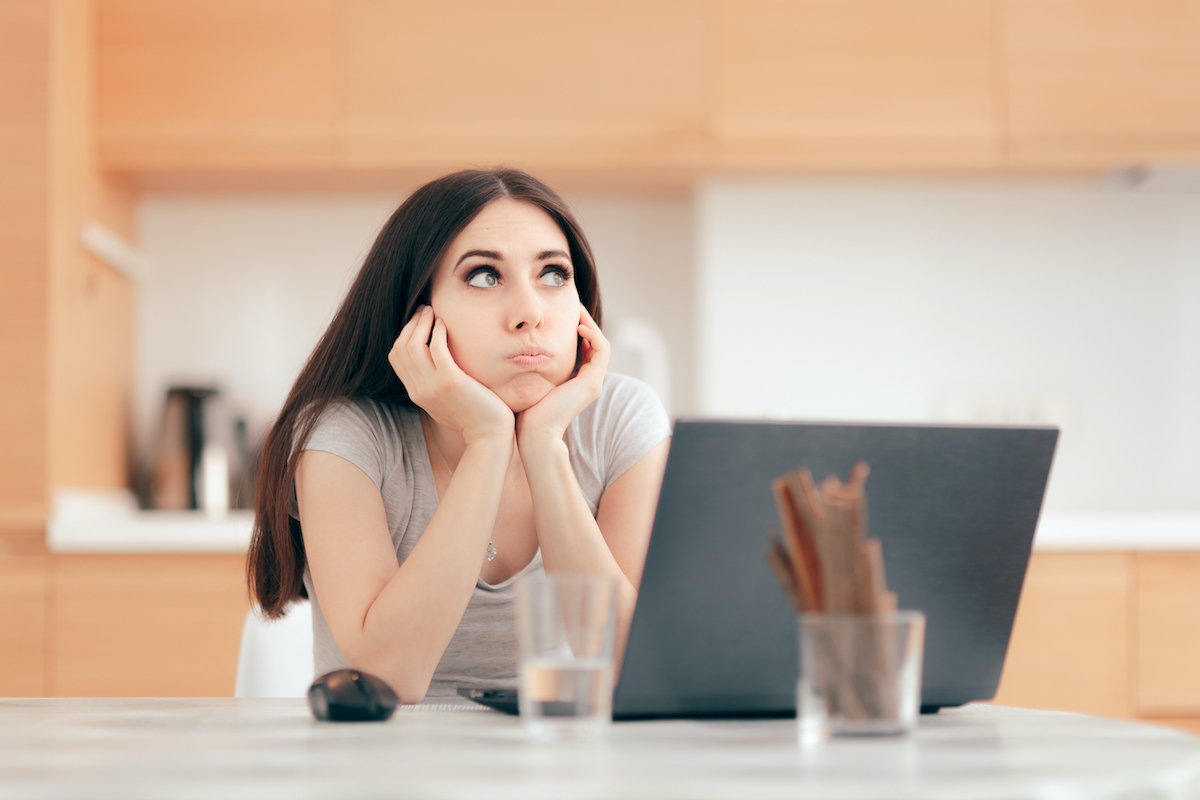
[
  {"x1": 515, "y1": 574, "x2": 617, "y2": 738},
  {"x1": 797, "y1": 610, "x2": 925, "y2": 742}
]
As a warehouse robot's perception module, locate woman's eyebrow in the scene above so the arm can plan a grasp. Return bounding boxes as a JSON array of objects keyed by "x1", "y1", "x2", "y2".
[
  {"x1": 455, "y1": 249, "x2": 502, "y2": 268},
  {"x1": 538, "y1": 249, "x2": 570, "y2": 261}
]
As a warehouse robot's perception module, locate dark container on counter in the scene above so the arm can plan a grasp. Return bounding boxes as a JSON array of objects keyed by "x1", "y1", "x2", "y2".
[{"x1": 150, "y1": 386, "x2": 228, "y2": 511}]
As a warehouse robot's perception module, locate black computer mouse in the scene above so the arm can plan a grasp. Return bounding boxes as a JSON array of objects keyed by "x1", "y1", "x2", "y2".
[{"x1": 308, "y1": 668, "x2": 400, "y2": 722}]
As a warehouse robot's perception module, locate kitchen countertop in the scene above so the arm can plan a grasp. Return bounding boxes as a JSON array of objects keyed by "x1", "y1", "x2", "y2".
[
  {"x1": 47, "y1": 488, "x2": 253, "y2": 554},
  {"x1": 1032, "y1": 512, "x2": 1200, "y2": 552},
  {"x1": 1, "y1": 698, "x2": 1198, "y2": 799},
  {"x1": 45, "y1": 489, "x2": 1200, "y2": 554}
]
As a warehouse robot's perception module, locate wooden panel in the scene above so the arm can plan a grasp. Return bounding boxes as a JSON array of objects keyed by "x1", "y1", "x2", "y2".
[
  {"x1": 46, "y1": 249, "x2": 135, "y2": 490},
  {"x1": 712, "y1": 0, "x2": 1000, "y2": 169},
  {"x1": 1006, "y1": 0, "x2": 1200, "y2": 165},
  {"x1": 0, "y1": 555, "x2": 48, "y2": 696},
  {"x1": 81, "y1": 0, "x2": 1200, "y2": 179},
  {"x1": 54, "y1": 555, "x2": 250, "y2": 697},
  {"x1": 992, "y1": 552, "x2": 1134, "y2": 718},
  {"x1": 342, "y1": 0, "x2": 709, "y2": 170},
  {"x1": 97, "y1": 0, "x2": 337, "y2": 169},
  {"x1": 49, "y1": 0, "x2": 136, "y2": 491},
  {"x1": 1136, "y1": 553, "x2": 1200, "y2": 716},
  {"x1": 0, "y1": 0, "x2": 50, "y2": 528},
  {"x1": 3, "y1": 0, "x2": 135, "y2": 538}
]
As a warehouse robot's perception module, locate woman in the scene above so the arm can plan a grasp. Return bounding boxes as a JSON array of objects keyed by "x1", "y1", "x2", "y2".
[{"x1": 248, "y1": 168, "x2": 671, "y2": 703}]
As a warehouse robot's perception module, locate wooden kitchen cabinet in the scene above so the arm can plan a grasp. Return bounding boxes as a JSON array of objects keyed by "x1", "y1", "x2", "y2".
[
  {"x1": 97, "y1": 0, "x2": 339, "y2": 171},
  {"x1": 0, "y1": 555, "x2": 49, "y2": 697},
  {"x1": 1, "y1": 0, "x2": 51, "y2": 537},
  {"x1": 0, "y1": 553, "x2": 252, "y2": 698},
  {"x1": 991, "y1": 552, "x2": 1135, "y2": 719},
  {"x1": 1136, "y1": 553, "x2": 1200, "y2": 716},
  {"x1": 993, "y1": 551, "x2": 1200, "y2": 729},
  {"x1": 96, "y1": 0, "x2": 1003, "y2": 178},
  {"x1": 1005, "y1": 0, "x2": 1200, "y2": 167},
  {"x1": 710, "y1": 0, "x2": 999, "y2": 170},
  {"x1": 2, "y1": 0, "x2": 135, "y2": 546},
  {"x1": 341, "y1": 0, "x2": 709, "y2": 171},
  {"x1": 94, "y1": 0, "x2": 1200, "y2": 180},
  {"x1": 97, "y1": 0, "x2": 709, "y2": 179},
  {"x1": 53, "y1": 554, "x2": 250, "y2": 697}
]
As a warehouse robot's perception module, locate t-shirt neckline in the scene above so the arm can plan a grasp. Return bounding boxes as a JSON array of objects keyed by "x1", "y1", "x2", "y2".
[
  {"x1": 413, "y1": 410, "x2": 542, "y2": 592},
  {"x1": 477, "y1": 548, "x2": 542, "y2": 592}
]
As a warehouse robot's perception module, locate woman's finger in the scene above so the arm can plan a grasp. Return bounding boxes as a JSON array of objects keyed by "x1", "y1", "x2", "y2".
[
  {"x1": 390, "y1": 309, "x2": 422, "y2": 371},
  {"x1": 395, "y1": 304, "x2": 427, "y2": 345},
  {"x1": 578, "y1": 306, "x2": 608, "y2": 348},
  {"x1": 578, "y1": 320, "x2": 607, "y2": 348},
  {"x1": 404, "y1": 306, "x2": 436, "y2": 371},
  {"x1": 577, "y1": 322, "x2": 610, "y2": 379},
  {"x1": 578, "y1": 319, "x2": 610, "y2": 359},
  {"x1": 427, "y1": 317, "x2": 456, "y2": 372}
]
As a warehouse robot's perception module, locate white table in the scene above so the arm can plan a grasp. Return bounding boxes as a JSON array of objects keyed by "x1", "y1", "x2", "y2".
[{"x1": 2, "y1": 698, "x2": 1199, "y2": 799}]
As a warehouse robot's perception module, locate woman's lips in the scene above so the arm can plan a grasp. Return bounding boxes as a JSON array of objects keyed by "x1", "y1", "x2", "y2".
[{"x1": 507, "y1": 349, "x2": 551, "y2": 368}]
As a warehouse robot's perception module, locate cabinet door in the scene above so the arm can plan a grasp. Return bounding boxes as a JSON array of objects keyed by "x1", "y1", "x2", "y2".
[
  {"x1": 992, "y1": 552, "x2": 1134, "y2": 718},
  {"x1": 0, "y1": 555, "x2": 48, "y2": 696},
  {"x1": 340, "y1": 0, "x2": 709, "y2": 172},
  {"x1": 97, "y1": 0, "x2": 338, "y2": 170},
  {"x1": 0, "y1": 0, "x2": 49, "y2": 523},
  {"x1": 54, "y1": 555, "x2": 250, "y2": 697},
  {"x1": 1005, "y1": 0, "x2": 1200, "y2": 166},
  {"x1": 1137, "y1": 553, "x2": 1200, "y2": 716},
  {"x1": 711, "y1": 0, "x2": 1000, "y2": 169}
]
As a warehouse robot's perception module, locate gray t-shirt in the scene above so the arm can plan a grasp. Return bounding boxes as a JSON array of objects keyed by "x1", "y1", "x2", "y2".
[{"x1": 295, "y1": 373, "x2": 671, "y2": 696}]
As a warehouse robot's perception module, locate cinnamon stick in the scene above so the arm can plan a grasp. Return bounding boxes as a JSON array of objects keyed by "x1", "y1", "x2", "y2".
[
  {"x1": 765, "y1": 460, "x2": 902, "y2": 722},
  {"x1": 771, "y1": 477, "x2": 822, "y2": 611},
  {"x1": 766, "y1": 530, "x2": 804, "y2": 613}
]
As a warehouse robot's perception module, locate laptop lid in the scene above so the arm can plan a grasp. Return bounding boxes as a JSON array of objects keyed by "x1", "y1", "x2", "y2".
[{"x1": 612, "y1": 419, "x2": 1058, "y2": 719}]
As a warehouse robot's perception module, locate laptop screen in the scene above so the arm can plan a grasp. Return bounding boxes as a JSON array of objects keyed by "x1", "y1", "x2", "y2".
[{"x1": 613, "y1": 419, "x2": 1058, "y2": 719}]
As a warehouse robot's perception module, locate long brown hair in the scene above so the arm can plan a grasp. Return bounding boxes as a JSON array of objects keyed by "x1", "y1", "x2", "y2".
[{"x1": 248, "y1": 168, "x2": 602, "y2": 618}]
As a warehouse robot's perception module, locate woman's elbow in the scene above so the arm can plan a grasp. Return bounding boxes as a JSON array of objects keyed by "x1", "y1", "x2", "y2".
[{"x1": 340, "y1": 639, "x2": 434, "y2": 705}]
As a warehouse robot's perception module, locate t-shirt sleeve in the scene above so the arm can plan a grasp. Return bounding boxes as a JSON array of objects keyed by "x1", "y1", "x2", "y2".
[
  {"x1": 289, "y1": 399, "x2": 396, "y2": 518},
  {"x1": 304, "y1": 401, "x2": 391, "y2": 488},
  {"x1": 594, "y1": 374, "x2": 673, "y2": 489}
]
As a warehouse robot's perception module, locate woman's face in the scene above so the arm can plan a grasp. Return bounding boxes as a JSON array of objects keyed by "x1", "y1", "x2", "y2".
[{"x1": 428, "y1": 198, "x2": 582, "y2": 413}]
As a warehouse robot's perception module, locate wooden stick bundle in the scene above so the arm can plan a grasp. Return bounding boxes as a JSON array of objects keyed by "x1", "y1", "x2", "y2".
[{"x1": 768, "y1": 462, "x2": 899, "y2": 721}]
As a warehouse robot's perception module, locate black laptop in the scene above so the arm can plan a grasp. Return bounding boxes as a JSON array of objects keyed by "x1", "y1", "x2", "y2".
[{"x1": 610, "y1": 419, "x2": 1058, "y2": 719}]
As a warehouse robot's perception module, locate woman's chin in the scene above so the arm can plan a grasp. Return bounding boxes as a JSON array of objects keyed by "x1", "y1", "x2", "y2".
[{"x1": 497, "y1": 374, "x2": 558, "y2": 413}]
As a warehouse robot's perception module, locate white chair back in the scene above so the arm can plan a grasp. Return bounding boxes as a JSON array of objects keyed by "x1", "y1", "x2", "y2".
[{"x1": 234, "y1": 601, "x2": 314, "y2": 698}]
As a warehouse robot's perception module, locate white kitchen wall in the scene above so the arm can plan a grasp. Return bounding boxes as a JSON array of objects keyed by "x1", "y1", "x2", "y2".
[
  {"x1": 571, "y1": 195, "x2": 694, "y2": 417},
  {"x1": 697, "y1": 178, "x2": 1200, "y2": 514},
  {"x1": 134, "y1": 178, "x2": 1200, "y2": 517},
  {"x1": 135, "y1": 193, "x2": 395, "y2": 463},
  {"x1": 133, "y1": 189, "x2": 694, "y2": 473}
]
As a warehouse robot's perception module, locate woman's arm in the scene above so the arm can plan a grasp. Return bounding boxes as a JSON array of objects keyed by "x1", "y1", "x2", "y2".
[
  {"x1": 520, "y1": 435, "x2": 669, "y2": 671},
  {"x1": 297, "y1": 306, "x2": 516, "y2": 703},
  {"x1": 517, "y1": 306, "x2": 669, "y2": 668},
  {"x1": 297, "y1": 436, "x2": 513, "y2": 703}
]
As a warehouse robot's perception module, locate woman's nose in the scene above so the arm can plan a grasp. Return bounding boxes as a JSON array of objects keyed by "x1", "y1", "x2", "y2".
[{"x1": 509, "y1": 280, "x2": 543, "y2": 331}]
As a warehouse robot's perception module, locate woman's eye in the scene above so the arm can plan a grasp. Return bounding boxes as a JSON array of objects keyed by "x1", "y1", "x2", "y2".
[
  {"x1": 466, "y1": 269, "x2": 498, "y2": 288},
  {"x1": 540, "y1": 269, "x2": 567, "y2": 288}
]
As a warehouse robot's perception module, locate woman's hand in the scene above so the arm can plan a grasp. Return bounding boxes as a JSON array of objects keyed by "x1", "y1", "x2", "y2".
[
  {"x1": 516, "y1": 304, "x2": 610, "y2": 449},
  {"x1": 389, "y1": 306, "x2": 514, "y2": 446}
]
